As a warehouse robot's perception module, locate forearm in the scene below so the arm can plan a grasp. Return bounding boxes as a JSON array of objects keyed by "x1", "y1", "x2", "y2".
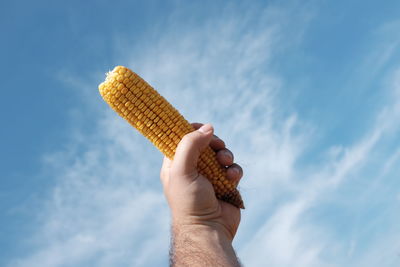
[{"x1": 170, "y1": 224, "x2": 240, "y2": 267}]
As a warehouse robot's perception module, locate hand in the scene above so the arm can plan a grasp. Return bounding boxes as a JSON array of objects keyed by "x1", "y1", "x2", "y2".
[{"x1": 160, "y1": 123, "x2": 243, "y2": 241}]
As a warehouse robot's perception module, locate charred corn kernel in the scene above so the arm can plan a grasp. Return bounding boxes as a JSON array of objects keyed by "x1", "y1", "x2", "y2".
[{"x1": 98, "y1": 66, "x2": 244, "y2": 209}]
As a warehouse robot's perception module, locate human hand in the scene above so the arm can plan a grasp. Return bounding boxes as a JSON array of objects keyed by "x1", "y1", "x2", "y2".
[{"x1": 160, "y1": 123, "x2": 243, "y2": 241}]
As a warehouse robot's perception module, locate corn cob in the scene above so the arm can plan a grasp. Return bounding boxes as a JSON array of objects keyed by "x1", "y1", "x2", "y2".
[{"x1": 98, "y1": 66, "x2": 244, "y2": 209}]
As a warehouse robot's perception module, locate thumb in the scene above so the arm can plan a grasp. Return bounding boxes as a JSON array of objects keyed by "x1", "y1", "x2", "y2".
[{"x1": 171, "y1": 123, "x2": 214, "y2": 179}]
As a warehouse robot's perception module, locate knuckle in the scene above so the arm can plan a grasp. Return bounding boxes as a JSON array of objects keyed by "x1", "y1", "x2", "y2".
[
  {"x1": 180, "y1": 133, "x2": 193, "y2": 144},
  {"x1": 180, "y1": 132, "x2": 199, "y2": 146}
]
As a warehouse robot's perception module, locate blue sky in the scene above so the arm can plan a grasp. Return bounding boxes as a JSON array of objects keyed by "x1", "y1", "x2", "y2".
[{"x1": 1, "y1": 0, "x2": 400, "y2": 266}]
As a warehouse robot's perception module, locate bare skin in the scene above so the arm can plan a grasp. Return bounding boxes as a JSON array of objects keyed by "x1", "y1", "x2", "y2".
[{"x1": 160, "y1": 123, "x2": 243, "y2": 266}]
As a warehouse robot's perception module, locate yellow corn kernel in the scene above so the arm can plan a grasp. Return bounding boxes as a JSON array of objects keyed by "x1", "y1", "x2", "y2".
[{"x1": 98, "y1": 66, "x2": 244, "y2": 209}]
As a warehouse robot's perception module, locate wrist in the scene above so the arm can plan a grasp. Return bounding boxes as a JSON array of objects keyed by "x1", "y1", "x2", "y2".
[
  {"x1": 171, "y1": 223, "x2": 240, "y2": 267},
  {"x1": 172, "y1": 217, "x2": 234, "y2": 242},
  {"x1": 173, "y1": 222, "x2": 233, "y2": 243}
]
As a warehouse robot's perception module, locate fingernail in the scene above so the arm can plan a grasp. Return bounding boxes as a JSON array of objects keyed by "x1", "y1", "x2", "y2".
[
  {"x1": 233, "y1": 167, "x2": 240, "y2": 175},
  {"x1": 222, "y1": 150, "x2": 233, "y2": 160},
  {"x1": 198, "y1": 123, "x2": 213, "y2": 134}
]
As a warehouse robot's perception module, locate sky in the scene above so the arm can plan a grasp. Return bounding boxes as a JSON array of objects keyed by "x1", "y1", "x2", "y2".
[{"x1": 1, "y1": 0, "x2": 400, "y2": 266}]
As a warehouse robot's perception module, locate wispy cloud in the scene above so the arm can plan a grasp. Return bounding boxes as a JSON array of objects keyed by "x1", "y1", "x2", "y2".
[
  {"x1": 240, "y1": 64, "x2": 400, "y2": 266},
  {"x1": 8, "y1": 2, "x2": 400, "y2": 267}
]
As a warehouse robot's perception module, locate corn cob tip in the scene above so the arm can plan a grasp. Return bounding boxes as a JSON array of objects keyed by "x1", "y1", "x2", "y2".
[{"x1": 98, "y1": 67, "x2": 124, "y2": 95}]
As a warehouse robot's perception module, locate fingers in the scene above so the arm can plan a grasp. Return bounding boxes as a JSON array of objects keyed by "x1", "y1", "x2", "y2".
[
  {"x1": 191, "y1": 122, "x2": 243, "y2": 185},
  {"x1": 191, "y1": 122, "x2": 225, "y2": 151},
  {"x1": 226, "y1": 163, "x2": 243, "y2": 185},
  {"x1": 191, "y1": 122, "x2": 204, "y2": 129},
  {"x1": 214, "y1": 145, "x2": 243, "y2": 185},
  {"x1": 216, "y1": 149, "x2": 234, "y2": 166},
  {"x1": 171, "y1": 123, "x2": 214, "y2": 180},
  {"x1": 210, "y1": 135, "x2": 225, "y2": 150},
  {"x1": 215, "y1": 147, "x2": 243, "y2": 185}
]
